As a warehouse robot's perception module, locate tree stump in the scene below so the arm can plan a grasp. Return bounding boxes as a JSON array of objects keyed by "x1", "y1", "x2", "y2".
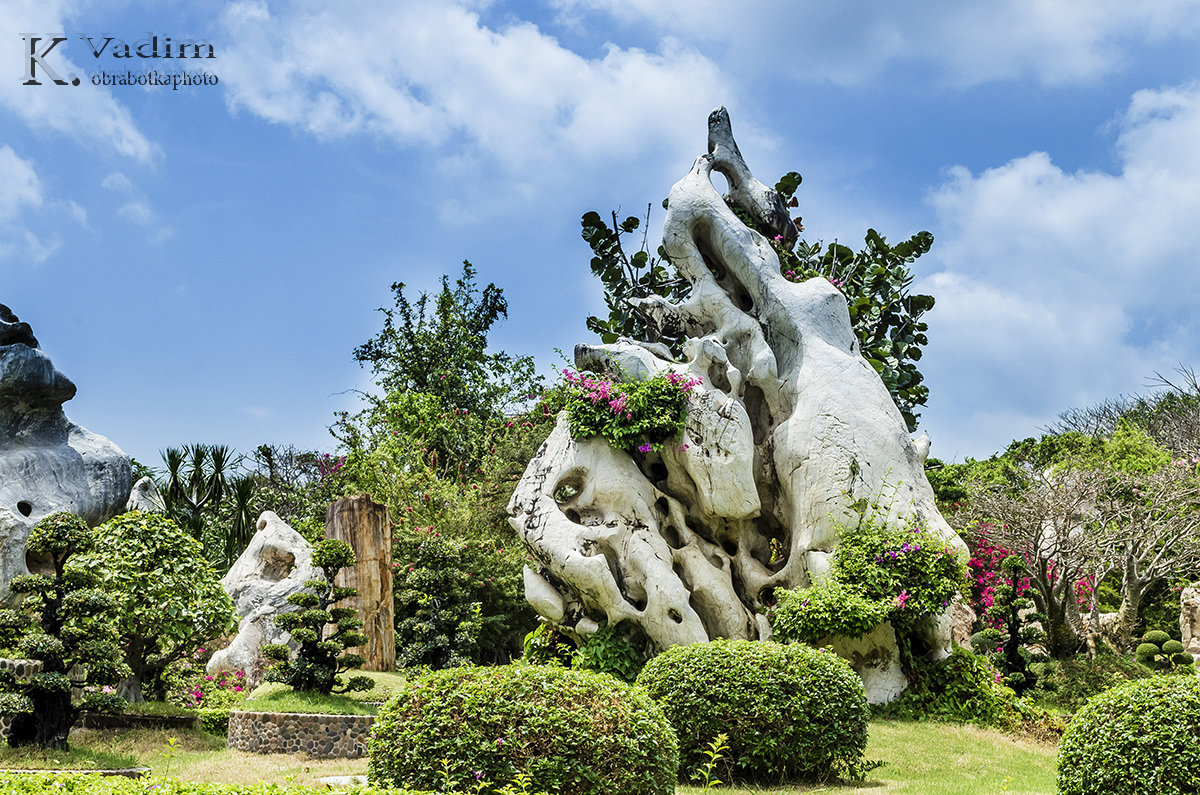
[{"x1": 325, "y1": 495, "x2": 395, "y2": 671}]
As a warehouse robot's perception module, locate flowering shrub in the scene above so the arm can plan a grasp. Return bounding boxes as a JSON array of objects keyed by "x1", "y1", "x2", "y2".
[
  {"x1": 165, "y1": 653, "x2": 248, "y2": 711},
  {"x1": 772, "y1": 515, "x2": 966, "y2": 653},
  {"x1": 966, "y1": 525, "x2": 1031, "y2": 627},
  {"x1": 559, "y1": 368, "x2": 701, "y2": 452}
]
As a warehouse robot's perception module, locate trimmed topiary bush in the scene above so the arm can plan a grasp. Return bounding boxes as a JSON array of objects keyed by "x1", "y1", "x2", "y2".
[
  {"x1": 1135, "y1": 629, "x2": 1195, "y2": 672},
  {"x1": 368, "y1": 664, "x2": 677, "y2": 795},
  {"x1": 1057, "y1": 675, "x2": 1200, "y2": 795},
  {"x1": 636, "y1": 639, "x2": 872, "y2": 783}
]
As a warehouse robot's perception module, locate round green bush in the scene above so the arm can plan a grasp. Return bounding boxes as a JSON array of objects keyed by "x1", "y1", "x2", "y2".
[
  {"x1": 1057, "y1": 675, "x2": 1200, "y2": 795},
  {"x1": 636, "y1": 639, "x2": 870, "y2": 783},
  {"x1": 367, "y1": 664, "x2": 677, "y2": 795}
]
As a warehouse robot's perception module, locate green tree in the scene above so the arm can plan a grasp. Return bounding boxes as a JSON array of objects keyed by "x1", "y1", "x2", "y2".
[
  {"x1": 0, "y1": 513, "x2": 127, "y2": 749},
  {"x1": 75, "y1": 511, "x2": 238, "y2": 703},
  {"x1": 352, "y1": 261, "x2": 541, "y2": 425},
  {"x1": 970, "y1": 555, "x2": 1046, "y2": 694},
  {"x1": 262, "y1": 539, "x2": 372, "y2": 695}
]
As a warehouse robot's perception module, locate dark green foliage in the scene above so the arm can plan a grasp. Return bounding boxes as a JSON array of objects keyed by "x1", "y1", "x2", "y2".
[
  {"x1": 580, "y1": 208, "x2": 690, "y2": 352},
  {"x1": 1029, "y1": 654, "x2": 1152, "y2": 712},
  {"x1": 393, "y1": 529, "x2": 482, "y2": 670},
  {"x1": 352, "y1": 260, "x2": 541, "y2": 424},
  {"x1": 1135, "y1": 628, "x2": 1195, "y2": 671},
  {"x1": 368, "y1": 664, "x2": 678, "y2": 795},
  {"x1": 570, "y1": 623, "x2": 645, "y2": 683},
  {"x1": 522, "y1": 623, "x2": 576, "y2": 667},
  {"x1": 0, "y1": 513, "x2": 128, "y2": 749},
  {"x1": 1057, "y1": 675, "x2": 1200, "y2": 794},
  {"x1": 263, "y1": 539, "x2": 372, "y2": 696},
  {"x1": 772, "y1": 579, "x2": 889, "y2": 643},
  {"x1": 74, "y1": 511, "x2": 237, "y2": 703},
  {"x1": 636, "y1": 639, "x2": 872, "y2": 783},
  {"x1": 875, "y1": 648, "x2": 1016, "y2": 728}
]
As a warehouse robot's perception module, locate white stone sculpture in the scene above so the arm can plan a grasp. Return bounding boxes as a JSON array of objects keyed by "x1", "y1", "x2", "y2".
[
  {"x1": 126, "y1": 475, "x2": 165, "y2": 513},
  {"x1": 508, "y1": 109, "x2": 966, "y2": 702},
  {"x1": 0, "y1": 304, "x2": 131, "y2": 602},
  {"x1": 207, "y1": 511, "x2": 323, "y2": 685},
  {"x1": 1181, "y1": 584, "x2": 1200, "y2": 660}
]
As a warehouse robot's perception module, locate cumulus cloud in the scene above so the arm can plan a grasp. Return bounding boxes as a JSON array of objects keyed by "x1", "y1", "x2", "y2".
[
  {"x1": 217, "y1": 0, "x2": 733, "y2": 173},
  {"x1": 551, "y1": 0, "x2": 1200, "y2": 86},
  {"x1": 916, "y1": 83, "x2": 1200, "y2": 459},
  {"x1": 101, "y1": 170, "x2": 172, "y2": 240},
  {"x1": 0, "y1": 0, "x2": 156, "y2": 161}
]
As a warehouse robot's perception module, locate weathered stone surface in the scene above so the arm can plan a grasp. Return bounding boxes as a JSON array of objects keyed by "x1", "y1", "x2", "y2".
[
  {"x1": 326, "y1": 495, "x2": 395, "y2": 671},
  {"x1": 508, "y1": 108, "x2": 965, "y2": 702},
  {"x1": 208, "y1": 511, "x2": 322, "y2": 684},
  {"x1": 1181, "y1": 584, "x2": 1200, "y2": 659},
  {"x1": 125, "y1": 475, "x2": 165, "y2": 513},
  {"x1": 0, "y1": 305, "x2": 131, "y2": 602}
]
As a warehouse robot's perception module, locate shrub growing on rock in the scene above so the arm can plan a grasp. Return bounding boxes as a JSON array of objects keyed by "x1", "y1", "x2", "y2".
[
  {"x1": 368, "y1": 664, "x2": 677, "y2": 795},
  {"x1": 636, "y1": 639, "x2": 871, "y2": 783},
  {"x1": 1057, "y1": 675, "x2": 1200, "y2": 795}
]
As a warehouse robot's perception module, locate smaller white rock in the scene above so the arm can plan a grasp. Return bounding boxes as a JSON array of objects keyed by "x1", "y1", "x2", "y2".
[{"x1": 125, "y1": 476, "x2": 165, "y2": 513}]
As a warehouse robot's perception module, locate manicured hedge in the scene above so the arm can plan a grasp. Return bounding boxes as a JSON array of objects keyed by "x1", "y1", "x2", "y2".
[
  {"x1": 368, "y1": 664, "x2": 677, "y2": 795},
  {"x1": 637, "y1": 639, "x2": 871, "y2": 783},
  {"x1": 1057, "y1": 674, "x2": 1200, "y2": 795}
]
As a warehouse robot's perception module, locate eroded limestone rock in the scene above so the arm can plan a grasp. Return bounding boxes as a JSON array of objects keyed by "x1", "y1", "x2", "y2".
[
  {"x1": 508, "y1": 109, "x2": 965, "y2": 702},
  {"x1": 208, "y1": 511, "x2": 322, "y2": 685},
  {"x1": 1181, "y1": 584, "x2": 1200, "y2": 659},
  {"x1": 0, "y1": 304, "x2": 131, "y2": 601}
]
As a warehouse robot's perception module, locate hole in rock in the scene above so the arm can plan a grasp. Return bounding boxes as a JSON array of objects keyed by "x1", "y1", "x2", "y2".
[
  {"x1": 758, "y1": 586, "x2": 778, "y2": 608},
  {"x1": 742, "y1": 384, "x2": 771, "y2": 445},
  {"x1": 564, "y1": 509, "x2": 582, "y2": 524},
  {"x1": 648, "y1": 462, "x2": 669, "y2": 484},
  {"x1": 667, "y1": 608, "x2": 683, "y2": 623},
  {"x1": 707, "y1": 364, "x2": 732, "y2": 394},
  {"x1": 553, "y1": 469, "x2": 586, "y2": 505},
  {"x1": 661, "y1": 522, "x2": 684, "y2": 550},
  {"x1": 16, "y1": 501, "x2": 32, "y2": 517},
  {"x1": 259, "y1": 549, "x2": 295, "y2": 582},
  {"x1": 25, "y1": 550, "x2": 54, "y2": 577}
]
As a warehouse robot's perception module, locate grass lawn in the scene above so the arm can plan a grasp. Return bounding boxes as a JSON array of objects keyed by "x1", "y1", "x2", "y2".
[{"x1": 0, "y1": 717, "x2": 1059, "y2": 793}]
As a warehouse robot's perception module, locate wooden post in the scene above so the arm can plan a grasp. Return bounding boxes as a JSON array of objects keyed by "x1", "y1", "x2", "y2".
[{"x1": 325, "y1": 495, "x2": 395, "y2": 671}]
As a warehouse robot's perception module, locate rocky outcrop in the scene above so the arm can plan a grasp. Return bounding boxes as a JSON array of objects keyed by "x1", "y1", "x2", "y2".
[
  {"x1": 208, "y1": 511, "x2": 323, "y2": 685},
  {"x1": 508, "y1": 109, "x2": 965, "y2": 702},
  {"x1": 0, "y1": 304, "x2": 131, "y2": 602}
]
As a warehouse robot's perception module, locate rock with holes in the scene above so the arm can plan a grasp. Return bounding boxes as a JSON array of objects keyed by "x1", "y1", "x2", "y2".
[
  {"x1": 507, "y1": 109, "x2": 966, "y2": 703},
  {"x1": 0, "y1": 304, "x2": 131, "y2": 603},
  {"x1": 1181, "y1": 584, "x2": 1200, "y2": 660},
  {"x1": 208, "y1": 511, "x2": 322, "y2": 685}
]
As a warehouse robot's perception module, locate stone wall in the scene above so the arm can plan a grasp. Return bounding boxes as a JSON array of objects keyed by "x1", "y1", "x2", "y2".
[{"x1": 226, "y1": 710, "x2": 375, "y2": 758}]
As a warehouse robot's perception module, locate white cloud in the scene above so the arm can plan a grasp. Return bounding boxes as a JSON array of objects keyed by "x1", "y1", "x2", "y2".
[
  {"x1": 917, "y1": 83, "x2": 1200, "y2": 458},
  {"x1": 218, "y1": 0, "x2": 732, "y2": 173},
  {"x1": 0, "y1": 145, "x2": 58, "y2": 264},
  {"x1": 0, "y1": 0, "x2": 156, "y2": 161},
  {"x1": 551, "y1": 0, "x2": 1200, "y2": 86},
  {"x1": 101, "y1": 170, "x2": 171, "y2": 238}
]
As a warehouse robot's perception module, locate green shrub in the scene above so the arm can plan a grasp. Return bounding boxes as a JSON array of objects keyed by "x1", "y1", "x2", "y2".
[
  {"x1": 197, "y1": 707, "x2": 230, "y2": 735},
  {"x1": 571, "y1": 623, "x2": 645, "y2": 683},
  {"x1": 876, "y1": 648, "x2": 1013, "y2": 727},
  {"x1": 1135, "y1": 628, "x2": 1195, "y2": 671},
  {"x1": 368, "y1": 664, "x2": 677, "y2": 795},
  {"x1": 636, "y1": 639, "x2": 871, "y2": 783},
  {"x1": 1057, "y1": 675, "x2": 1200, "y2": 794}
]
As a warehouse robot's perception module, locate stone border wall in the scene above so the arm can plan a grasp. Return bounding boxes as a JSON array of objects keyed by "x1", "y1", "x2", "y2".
[{"x1": 226, "y1": 710, "x2": 375, "y2": 759}]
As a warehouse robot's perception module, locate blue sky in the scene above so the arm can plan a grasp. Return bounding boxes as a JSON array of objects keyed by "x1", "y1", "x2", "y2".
[{"x1": 3, "y1": 0, "x2": 1199, "y2": 469}]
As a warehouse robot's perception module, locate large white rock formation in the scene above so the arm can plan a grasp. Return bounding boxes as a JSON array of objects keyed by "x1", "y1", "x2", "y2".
[
  {"x1": 208, "y1": 511, "x2": 323, "y2": 684},
  {"x1": 508, "y1": 109, "x2": 966, "y2": 701},
  {"x1": 0, "y1": 304, "x2": 131, "y2": 601}
]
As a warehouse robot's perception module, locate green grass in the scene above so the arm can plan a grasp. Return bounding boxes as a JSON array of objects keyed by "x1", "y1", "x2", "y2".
[
  {"x1": 678, "y1": 720, "x2": 1058, "y2": 794},
  {"x1": 124, "y1": 700, "x2": 199, "y2": 717},
  {"x1": 0, "y1": 742, "x2": 139, "y2": 771},
  {"x1": 244, "y1": 669, "x2": 407, "y2": 712}
]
